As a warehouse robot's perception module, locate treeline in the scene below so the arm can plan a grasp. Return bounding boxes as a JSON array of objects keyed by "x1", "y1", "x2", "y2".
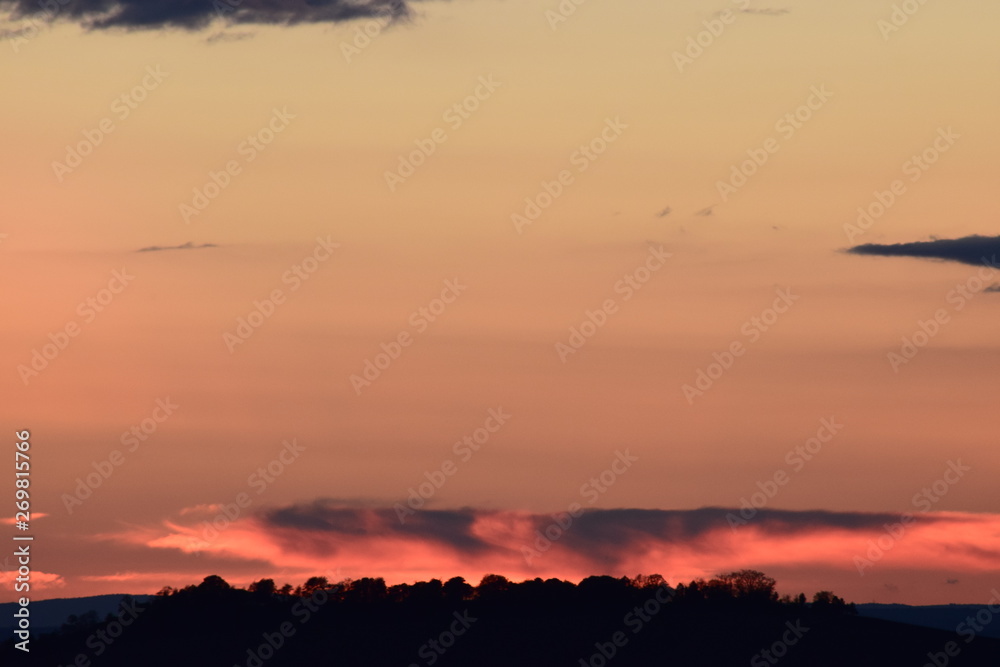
[
  {"x1": 6, "y1": 570, "x2": 1000, "y2": 666},
  {"x1": 156, "y1": 568, "x2": 852, "y2": 611}
]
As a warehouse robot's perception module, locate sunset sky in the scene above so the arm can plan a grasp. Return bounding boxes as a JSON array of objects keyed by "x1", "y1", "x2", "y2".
[{"x1": 2, "y1": 0, "x2": 999, "y2": 606}]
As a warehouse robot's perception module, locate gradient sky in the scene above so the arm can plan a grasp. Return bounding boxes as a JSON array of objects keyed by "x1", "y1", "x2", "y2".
[{"x1": 2, "y1": 0, "x2": 999, "y2": 606}]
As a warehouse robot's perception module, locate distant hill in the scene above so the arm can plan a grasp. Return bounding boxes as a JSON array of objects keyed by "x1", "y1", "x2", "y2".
[
  {"x1": 0, "y1": 594, "x2": 152, "y2": 636},
  {"x1": 858, "y1": 603, "x2": 1000, "y2": 639}
]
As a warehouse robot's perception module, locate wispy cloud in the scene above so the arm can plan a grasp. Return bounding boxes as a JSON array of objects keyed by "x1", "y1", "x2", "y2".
[
  {"x1": 738, "y1": 8, "x2": 791, "y2": 16},
  {"x1": 137, "y1": 241, "x2": 218, "y2": 253},
  {"x1": 847, "y1": 235, "x2": 1000, "y2": 267},
  {"x1": 205, "y1": 30, "x2": 255, "y2": 44}
]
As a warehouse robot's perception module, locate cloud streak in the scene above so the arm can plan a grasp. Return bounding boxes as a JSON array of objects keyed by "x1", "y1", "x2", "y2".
[
  {"x1": 137, "y1": 241, "x2": 217, "y2": 252},
  {"x1": 205, "y1": 29, "x2": 254, "y2": 43},
  {"x1": 0, "y1": 0, "x2": 412, "y2": 30},
  {"x1": 738, "y1": 8, "x2": 790, "y2": 16},
  {"x1": 847, "y1": 235, "x2": 1000, "y2": 267}
]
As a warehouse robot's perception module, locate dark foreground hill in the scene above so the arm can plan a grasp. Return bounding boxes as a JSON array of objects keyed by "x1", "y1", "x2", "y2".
[
  {"x1": 3, "y1": 571, "x2": 999, "y2": 666},
  {"x1": 0, "y1": 594, "x2": 154, "y2": 637}
]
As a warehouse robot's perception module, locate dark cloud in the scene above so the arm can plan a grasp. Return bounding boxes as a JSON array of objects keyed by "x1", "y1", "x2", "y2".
[
  {"x1": 259, "y1": 503, "x2": 945, "y2": 564},
  {"x1": 137, "y1": 241, "x2": 217, "y2": 252},
  {"x1": 846, "y1": 235, "x2": 1000, "y2": 268},
  {"x1": 564, "y1": 507, "x2": 907, "y2": 544},
  {"x1": 262, "y1": 500, "x2": 491, "y2": 554},
  {"x1": 0, "y1": 0, "x2": 411, "y2": 31},
  {"x1": 549, "y1": 508, "x2": 931, "y2": 567}
]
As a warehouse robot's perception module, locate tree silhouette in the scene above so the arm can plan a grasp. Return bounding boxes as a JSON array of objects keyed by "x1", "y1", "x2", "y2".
[
  {"x1": 443, "y1": 576, "x2": 474, "y2": 602},
  {"x1": 475, "y1": 573, "x2": 511, "y2": 599},
  {"x1": 715, "y1": 569, "x2": 778, "y2": 603},
  {"x1": 3, "y1": 570, "x2": 984, "y2": 667},
  {"x1": 812, "y1": 590, "x2": 855, "y2": 615},
  {"x1": 301, "y1": 576, "x2": 329, "y2": 596},
  {"x1": 197, "y1": 574, "x2": 231, "y2": 592}
]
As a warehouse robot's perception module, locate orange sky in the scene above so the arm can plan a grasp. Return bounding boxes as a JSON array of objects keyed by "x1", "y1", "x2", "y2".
[{"x1": 1, "y1": 0, "x2": 999, "y2": 605}]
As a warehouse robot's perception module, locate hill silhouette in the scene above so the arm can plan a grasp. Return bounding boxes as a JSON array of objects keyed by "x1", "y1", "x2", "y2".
[{"x1": 4, "y1": 570, "x2": 999, "y2": 666}]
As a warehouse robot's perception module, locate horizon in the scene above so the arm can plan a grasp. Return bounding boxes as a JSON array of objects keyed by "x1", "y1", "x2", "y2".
[
  {"x1": 2, "y1": 0, "x2": 999, "y2": 610},
  {"x1": 6, "y1": 569, "x2": 1000, "y2": 609}
]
